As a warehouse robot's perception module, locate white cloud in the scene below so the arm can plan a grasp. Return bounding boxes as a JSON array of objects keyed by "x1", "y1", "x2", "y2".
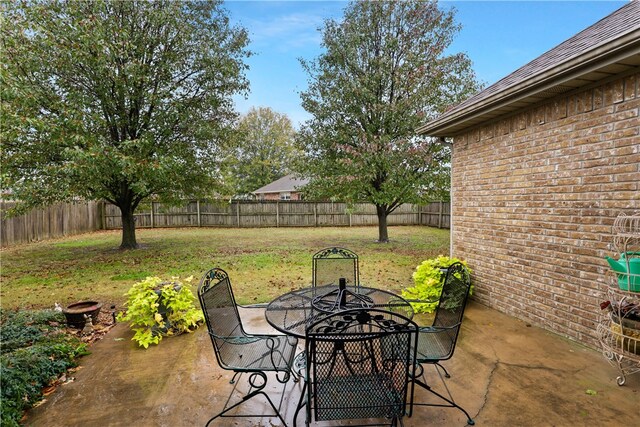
[{"x1": 246, "y1": 12, "x2": 325, "y2": 51}]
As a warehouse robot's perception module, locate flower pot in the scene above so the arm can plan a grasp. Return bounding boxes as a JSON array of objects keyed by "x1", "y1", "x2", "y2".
[
  {"x1": 63, "y1": 301, "x2": 103, "y2": 329},
  {"x1": 154, "y1": 283, "x2": 182, "y2": 332}
]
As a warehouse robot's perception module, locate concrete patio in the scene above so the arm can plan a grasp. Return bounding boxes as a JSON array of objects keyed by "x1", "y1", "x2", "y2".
[{"x1": 25, "y1": 301, "x2": 639, "y2": 426}]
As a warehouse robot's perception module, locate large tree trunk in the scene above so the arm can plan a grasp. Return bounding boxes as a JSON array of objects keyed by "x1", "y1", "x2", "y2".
[
  {"x1": 376, "y1": 205, "x2": 389, "y2": 243},
  {"x1": 119, "y1": 206, "x2": 138, "y2": 249}
]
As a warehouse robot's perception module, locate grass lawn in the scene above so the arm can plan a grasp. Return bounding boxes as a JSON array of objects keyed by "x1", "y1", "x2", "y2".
[{"x1": 1, "y1": 226, "x2": 449, "y2": 310}]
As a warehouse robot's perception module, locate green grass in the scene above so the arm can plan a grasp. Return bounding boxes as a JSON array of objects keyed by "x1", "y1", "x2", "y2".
[{"x1": 0, "y1": 226, "x2": 449, "y2": 309}]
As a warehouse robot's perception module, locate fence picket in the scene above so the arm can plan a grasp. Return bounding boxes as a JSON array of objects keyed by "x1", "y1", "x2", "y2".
[{"x1": 1, "y1": 200, "x2": 449, "y2": 247}]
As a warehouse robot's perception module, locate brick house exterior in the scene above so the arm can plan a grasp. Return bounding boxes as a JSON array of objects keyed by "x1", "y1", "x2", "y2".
[
  {"x1": 418, "y1": 3, "x2": 640, "y2": 347},
  {"x1": 256, "y1": 191, "x2": 304, "y2": 201}
]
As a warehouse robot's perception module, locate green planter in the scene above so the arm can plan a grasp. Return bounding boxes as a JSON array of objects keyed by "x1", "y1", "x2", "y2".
[{"x1": 606, "y1": 252, "x2": 640, "y2": 292}]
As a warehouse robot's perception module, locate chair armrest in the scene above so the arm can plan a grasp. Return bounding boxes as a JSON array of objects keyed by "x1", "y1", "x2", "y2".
[
  {"x1": 209, "y1": 331, "x2": 291, "y2": 342},
  {"x1": 237, "y1": 302, "x2": 269, "y2": 309},
  {"x1": 419, "y1": 323, "x2": 461, "y2": 333},
  {"x1": 208, "y1": 333, "x2": 264, "y2": 345}
]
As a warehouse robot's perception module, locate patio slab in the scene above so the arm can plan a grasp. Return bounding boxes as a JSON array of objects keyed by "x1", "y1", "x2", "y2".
[{"x1": 24, "y1": 301, "x2": 639, "y2": 426}]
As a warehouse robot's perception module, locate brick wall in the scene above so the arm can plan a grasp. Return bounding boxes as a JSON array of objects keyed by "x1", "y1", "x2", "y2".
[{"x1": 452, "y1": 72, "x2": 640, "y2": 348}]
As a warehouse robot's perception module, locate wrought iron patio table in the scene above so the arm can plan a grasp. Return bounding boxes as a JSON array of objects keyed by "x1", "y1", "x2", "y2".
[{"x1": 265, "y1": 284, "x2": 414, "y2": 339}]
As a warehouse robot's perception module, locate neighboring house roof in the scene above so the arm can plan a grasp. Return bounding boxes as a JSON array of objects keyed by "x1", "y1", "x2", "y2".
[
  {"x1": 252, "y1": 174, "x2": 310, "y2": 194},
  {"x1": 418, "y1": 1, "x2": 640, "y2": 137}
]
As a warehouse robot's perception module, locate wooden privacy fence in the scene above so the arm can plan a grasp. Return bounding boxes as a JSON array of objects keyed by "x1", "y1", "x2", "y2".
[
  {"x1": 1, "y1": 200, "x2": 103, "y2": 247},
  {"x1": 102, "y1": 200, "x2": 451, "y2": 230},
  {"x1": 1, "y1": 200, "x2": 449, "y2": 247}
]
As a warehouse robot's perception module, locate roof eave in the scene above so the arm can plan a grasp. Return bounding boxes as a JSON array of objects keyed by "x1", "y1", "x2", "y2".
[{"x1": 417, "y1": 30, "x2": 640, "y2": 138}]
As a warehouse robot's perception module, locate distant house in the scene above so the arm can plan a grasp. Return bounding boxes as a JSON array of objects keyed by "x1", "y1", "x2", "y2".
[
  {"x1": 252, "y1": 174, "x2": 309, "y2": 201},
  {"x1": 417, "y1": 2, "x2": 639, "y2": 348}
]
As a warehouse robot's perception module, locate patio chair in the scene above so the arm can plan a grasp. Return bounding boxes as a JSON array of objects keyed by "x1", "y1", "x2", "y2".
[
  {"x1": 198, "y1": 267, "x2": 298, "y2": 427},
  {"x1": 312, "y1": 247, "x2": 360, "y2": 289},
  {"x1": 293, "y1": 308, "x2": 418, "y2": 427},
  {"x1": 410, "y1": 261, "x2": 475, "y2": 425}
]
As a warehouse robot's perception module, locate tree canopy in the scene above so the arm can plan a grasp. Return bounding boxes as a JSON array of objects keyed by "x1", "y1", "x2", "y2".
[
  {"x1": 1, "y1": 0, "x2": 250, "y2": 248},
  {"x1": 221, "y1": 107, "x2": 297, "y2": 198},
  {"x1": 296, "y1": 0, "x2": 480, "y2": 242}
]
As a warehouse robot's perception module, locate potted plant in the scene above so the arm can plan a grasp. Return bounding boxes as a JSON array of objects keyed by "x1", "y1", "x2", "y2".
[
  {"x1": 601, "y1": 300, "x2": 640, "y2": 355},
  {"x1": 401, "y1": 255, "x2": 472, "y2": 314},
  {"x1": 117, "y1": 276, "x2": 204, "y2": 348}
]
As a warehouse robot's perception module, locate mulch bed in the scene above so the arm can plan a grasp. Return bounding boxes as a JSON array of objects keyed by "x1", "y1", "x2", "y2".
[{"x1": 70, "y1": 303, "x2": 119, "y2": 345}]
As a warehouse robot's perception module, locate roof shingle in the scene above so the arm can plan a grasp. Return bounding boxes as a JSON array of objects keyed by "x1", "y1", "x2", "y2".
[
  {"x1": 252, "y1": 174, "x2": 309, "y2": 194},
  {"x1": 418, "y1": 1, "x2": 640, "y2": 136}
]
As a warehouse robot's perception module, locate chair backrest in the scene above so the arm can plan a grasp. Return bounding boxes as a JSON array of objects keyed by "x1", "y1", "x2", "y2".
[
  {"x1": 312, "y1": 247, "x2": 359, "y2": 288},
  {"x1": 431, "y1": 262, "x2": 472, "y2": 356},
  {"x1": 305, "y1": 309, "x2": 417, "y2": 423},
  {"x1": 198, "y1": 268, "x2": 247, "y2": 369}
]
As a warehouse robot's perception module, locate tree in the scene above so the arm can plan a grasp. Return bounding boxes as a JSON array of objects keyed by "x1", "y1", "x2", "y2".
[
  {"x1": 1, "y1": 0, "x2": 250, "y2": 248},
  {"x1": 221, "y1": 107, "x2": 297, "y2": 197},
  {"x1": 296, "y1": 0, "x2": 480, "y2": 242}
]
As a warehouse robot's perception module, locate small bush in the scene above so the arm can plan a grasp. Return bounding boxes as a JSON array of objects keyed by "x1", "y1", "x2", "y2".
[
  {"x1": 0, "y1": 309, "x2": 88, "y2": 426},
  {"x1": 401, "y1": 255, "x2": 472, "y2": 314},
  {"x1": 117, "y1": 276, "x2": 204, "y2": 348}
]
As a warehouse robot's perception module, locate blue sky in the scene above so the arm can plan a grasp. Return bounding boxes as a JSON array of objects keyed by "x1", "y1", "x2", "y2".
[{"x1": 224, "y1": 1, "x2": 627, "y2": 127}]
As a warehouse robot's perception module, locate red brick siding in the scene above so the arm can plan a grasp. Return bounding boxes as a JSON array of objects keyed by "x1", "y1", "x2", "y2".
[{"x1": 452, "y1": 72, "x2": 640, "y2": 348}]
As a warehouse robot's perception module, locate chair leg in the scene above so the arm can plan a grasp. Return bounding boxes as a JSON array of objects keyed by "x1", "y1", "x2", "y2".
[
  {"x1": 412, "y1": 365, "x2": 475, "y2": 425},
  {"x1": 229, "y1": 371, "x2": 241, "y2": 384},
  {"x1": 435, "y1": 362, "x2": 450, "y2": 378},
  {"x1": 293, "y1": 380, "x2": 308, "y2": 427},
  {"x1": 206, "y1": 371, "x2": 290, "y2": 427}
]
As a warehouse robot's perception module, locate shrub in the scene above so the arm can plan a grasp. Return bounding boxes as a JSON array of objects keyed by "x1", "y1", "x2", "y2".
[
  {"x1": 117, "y1": 276, "x2": 204, "y2": 348},
  {"x1": 401, "y1": 255, "x2": 472, "y2": 314},
  {"x1": 0, "y1": 309, "x2": 88, "y2": 426}
]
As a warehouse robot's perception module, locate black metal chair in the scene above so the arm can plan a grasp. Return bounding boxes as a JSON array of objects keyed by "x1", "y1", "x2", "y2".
[
  {"x1": 294, "y1": 309, "x2": 418, "y2": 427},
  {"x1": 312, "y1": 247, "x2": 360, "y2": 289},
  {"x1": 198, "y1": 268, "x2": 298, "y2": 426},
  {"x1": 410, "y1": 261, "x2": 475, "y2": 425}
]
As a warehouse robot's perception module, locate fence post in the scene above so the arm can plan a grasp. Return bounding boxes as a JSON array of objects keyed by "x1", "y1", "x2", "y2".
[
  {"x1": 314, "y1": 202, "x2": 318, "y2": 227},
  {"x1": 100, "y1": 201, "x2": 106, "y2": 230},
  {"x1": 438, "y1": 201, "x2": 443, "y2": 229},
  {"x1": 276, "y1": 201, "x2": 279, "y2": 228},
  {"x1": 418, "y1": 204, "x2": 422, "y2": 226},
  {"x1": 197, "y1": 200, "x2": 201, "y2": 227},
  {"x1": 151, "y1": 201, "x2": 155, "y2": 228},
  {"x1": 236, "y1": 201, "x2": 240, "y2": 228}
]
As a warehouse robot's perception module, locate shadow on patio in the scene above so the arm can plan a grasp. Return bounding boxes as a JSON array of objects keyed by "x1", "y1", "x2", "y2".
[{"x1": 25, "y1": 302, "x2": 638, "y2": 426}]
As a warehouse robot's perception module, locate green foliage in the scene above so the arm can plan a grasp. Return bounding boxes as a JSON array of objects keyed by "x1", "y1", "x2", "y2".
[
  {"x1": 296, "y1": 0, "x2": 481, "y2": 242},
  {"x1": 117, "y1": 276, "x2": 204, "y2": 348},
  {"x1": 1, "y1": 309, "x2": 65, "y2": 353},
  {"x1": 1, "y1": 0, "x2": 250, "y2": 248},
  {"x1": 222, "y1": 107, "x2": 299, "y2": 197},
  {"x1": 0, "y1": 309, "x2": 88, "y2": 426},
  {"x1": 401, "y1": 255, "x2": 472, "y2": 313}
]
